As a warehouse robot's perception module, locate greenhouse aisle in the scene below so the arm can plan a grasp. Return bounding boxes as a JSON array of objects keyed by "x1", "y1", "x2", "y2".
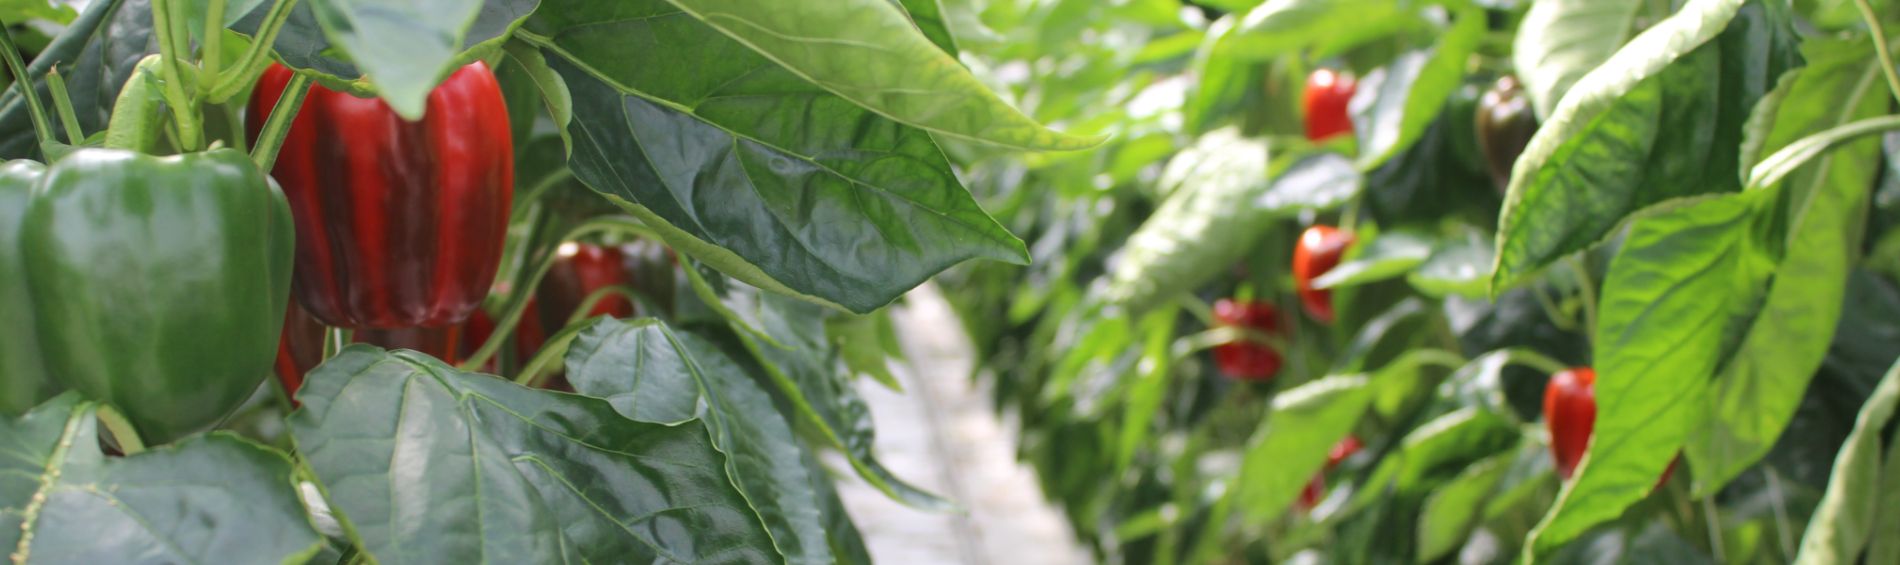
[{"x1": 833, "y1": 284, "x2": 1093, "y2": 565}]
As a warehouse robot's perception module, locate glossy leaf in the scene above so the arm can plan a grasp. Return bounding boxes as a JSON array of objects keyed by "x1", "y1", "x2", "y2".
[
  {"x1": 522, "y1": 1, "x2": 1028, "y2": 313},
  {"x1": 1311, "y1": 231, "x2": 1432, "y2": 290},
  {"x1": 0, "y1": 395, "x2": 322, "y2": 565},
  {"x1": 1492, "y1": 0, "x2": 1801, "y2": 289},
  {"x1": 893, "y1": 0, "x2": 958, "y2": 55},
  {"x1": 1792, "y1": 359, "x2": 1900, "y2": 564},
  {"x1": 1257, "y1": 151, "x2": 1360, "y2": 212},
  {"x1": 1408, "y1": 233, "x2": 1496, "y2": 298},
  {"x1": 289, "y1": 346, "x2": 778, "y2": 563},
  {"x1": 0, "y1": 0, "x2": 152, "y2": 159},
  {"x1": 1101, "y1": 128, "x2": 1271, "y2": 312},
  {"x1": 1511, "y1": 0, "x2": 1642, "y2": 118},
  {"x1": 565, "y1": 319, "x2": 839, "y2": 564},
  {"x1": 1525, "y1": 194, "x2": 1773, "y2": 559},
  {"x1": 664, "y1": 0, "x2": 1098, "y2": 150},
  {"x1": 1688, "y1": 39, "x2": 1888, "y2": 497},
  {"x1": 1350, "y1": 5, "x2": 1482, "y2": 169},
  {"x1": 1351, "y1": 407, "x2": 1518, "y2": 505},
  {"x1": 1234, "y1": 375, "x2": 1371, "y2": 525},
  {"x1": 231, "y1": 0, "x2": 540, "y2": 98}
]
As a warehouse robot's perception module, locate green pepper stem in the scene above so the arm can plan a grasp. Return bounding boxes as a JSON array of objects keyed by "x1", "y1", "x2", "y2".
[
  {"x1": 459, "y1": 216, "x2": 657, "y2": 371},
  {"x1": 94, "y1": 405, "x2": 147, "y2": 455},
  {"x1": 207, "y1": 0, "x2": 299, "y2": 103},
  {"x1": 251, "y1": 71, "x2": 310, "y2": 170},
  {"x1": 200, "y1": 0, "x2": 227, "y2": 93},
  {"x1": 1856, "y1": 0, "x2": 1900, "y2": 105},
  {"x1": 0, "y1": 23, "x2": 58, "y2": 150},
  {"x1": 45, "y1": 68, "x2": 83, "y2": 144},
  {"x1": 148, "y1": 0, "x2": 203, "y2": 151}
]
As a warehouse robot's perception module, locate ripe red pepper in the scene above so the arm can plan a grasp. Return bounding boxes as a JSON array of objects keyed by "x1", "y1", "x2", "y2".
[
  {"x1": 1212, "y1": 299, "x2": 1284, "y2": 380},
  {"x1": 247, "y1": 62, "x2": 514, "y2": 329},
  {"x1": 1293, "y1": 225, "x2": 1355, "y2": 324},
  {"x1": 1300, "y1": 436, "x2": 1363, "y2": 509},
  {"x1": 1304, "y1": 69, "x2": 1356, "y2": 142},
  {"x1": 1544, "y1": 366, "x2": 1678, "y2": 489},
  {"x1": 537, "y1": 242, "x2": 638, "y2": 331}
]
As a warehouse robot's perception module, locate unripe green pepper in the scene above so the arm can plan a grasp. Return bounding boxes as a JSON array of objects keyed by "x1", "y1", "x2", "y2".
[
  {"x1": 0, "y1": 160, "x2": 51, "y2": 415},
  {"x1": 22, "y1": 148, "x2": 294, "y2": 444}
]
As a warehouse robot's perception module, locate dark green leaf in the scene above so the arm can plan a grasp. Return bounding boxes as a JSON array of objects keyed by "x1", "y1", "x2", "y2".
[
  {"x1": 0, "y1": 395, "x2": 321, "y2": 565},
  {"x1": 1492, "y1": 0, "x2": 1802, "y2": 289},
  {"x1": 664, "y1": 0, "x2": 1098, "y2": 150},
  {"x1": 1526, "y1": 193, "x2": 1774, "y2": 559},
  {"x1": 1511, "y1": 0, "x2": 1642, "y2": 118},
  {"x1": 1792, "y1": 359, "x2": 1900, "y2": 564},
  {"x1": 290, "y1": 346, "x2": 778, "y2": 563},
  {"x1": 0, "y1": 0, "x2": 152, "y2": 160},
  {"x1": 523, "y1": 1, "x2": 1027, "y2": 313},
  {"x1": 565, "y1": 318, "x2": 840, "y2": 564}
]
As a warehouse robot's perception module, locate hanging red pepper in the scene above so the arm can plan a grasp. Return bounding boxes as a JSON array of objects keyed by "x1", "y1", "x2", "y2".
[
  {"x1": 1303, "y1": 69, "x2": 1356, "y2": 142},
  {"x1": 1543, "y1": 366, "x2": 1679, "y2": 490},
  {"x1": 1293, "y1": 225, "x2": 1356, "y2": 324},
  {"x1": 1211, "y1": 298, "x2": 1284, "y2": 380},
  {"x1": 247, "y1": 62, "x2": 514, "y2": 329},
  {"x1": 536, "y1": 242, "x2": 638, "y2": 331}
]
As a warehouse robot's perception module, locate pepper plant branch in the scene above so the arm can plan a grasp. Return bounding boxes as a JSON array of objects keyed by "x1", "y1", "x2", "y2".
[
  {"x1": 201, "y1": 0, "x2": 227, "y2": 92},
  {"x1": 94, "y1": 404, "x2": 147, "y2": 455},
  {"x1": 0, "y1": 23, "x2": 58, "y2": 148},
  {"x1": 563, "y1": 286, "x2": 641, "y2": 326},
  {"x1": 1855, "y1": 0, "x2": 1900, "y2": 105},
  {"x1": 45, "y1": 69, "x2": 83, "y2": 144},
  {"x1": 460, "y1": 217, "x2": 656, "y2": 371},
  {"x1": 208, "y1": 0, "x2": 300, "y2": 103},
  {"x1": 148, "y1": 0, "x2": 203, "y2": 151},
  {"x1": 251, "y1": 71, "x2": 311, "y2": 169}
]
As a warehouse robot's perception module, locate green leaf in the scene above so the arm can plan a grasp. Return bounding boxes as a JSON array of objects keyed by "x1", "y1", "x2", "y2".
[
  {"x1": 0, "y1": 0, "x2": 77, "y2": 23},
  {"x1": 1258, "y1": 151, "x2": 1360, "y2": 213},
  {"x1": 1407, "y1": 232, "x2": 1496, "y2": 298},
  {"x1": 1115, "y1": 310, "x2": 1177, "y2": 474},
  {"x1": 1350, "y1": 5, "x2": 1483, "y2": 169},
  {"x1": 1491, "y1": 0, "x2": 1801, "y2": 289},
  {"x1": 289, "y1": 346, "x2": 779, "y2": 563},
  {"x1": 521, "y1": 1, "x2": 1028, "y2": 313},
  {"x1": 1352, "y1": 407, "x2": 1518, "y2": 503},
  {"x1": 893, "y1": 0, "x2": 958, "y2": 56},
  {"x1": 1417, "y1": 449, "x2": 1514, "y2": 562},
  {"x1": 829, "y1": 311, "x2": 905, "y2": 391},
  {"x1": 1792, "y1": 359, "x2": 1900, "y2": 564},
  {"x1": 0, "y1": 395, "x2": 322, "y2": 564},
  {"x1": 1234, "y1": 375, "x2": 1372, "y2": 525},
  {"x1": 1688, "y1": 39, "x2": 1890, "y2": 497},
  {"x1": 1221, "y1": 0, "x2": 1422, "y2": 61},
  {"x1": 0, "y1": 0, "x2": 151, "y2": 160},
  {"x1": 1511, "y1": 0, "x2": 1642, "y2": 118},
  {"x1": 230, "y1": 0, "x2": 539, "y2": 99},
  {"x1": 1101, "y1": 128, "x2": 1271, "y2": 312},
  {"x1": 664, "y1": 0, "x2": 1099, "y2": 151},
  {"x1": 500, "y1": 40, "x2": 572, "y2": 150},
  {"x1": 565, "y1": 319, "x2": 840, "y2": 564},
  {"x1": 1311, "y1": 231, "x2": 1432, "y2": 290},
  {"x1": 1525, "y1": 193, "x2": 1773, "y2": 560}
]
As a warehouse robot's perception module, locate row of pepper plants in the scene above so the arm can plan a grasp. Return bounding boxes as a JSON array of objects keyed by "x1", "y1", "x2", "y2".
[
  {"x1": 0, "y1": 0, "x2": 1090, "y2": 562},
  {"x1": 937, "y1": 0, "x2": 1900, "y2": 562}
]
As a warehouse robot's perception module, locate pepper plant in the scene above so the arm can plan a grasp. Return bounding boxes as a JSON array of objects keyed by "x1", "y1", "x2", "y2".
[
  {"x1": 0, "y1": 0, "x2": 1095, "y2": 562},
  {"x1": 938, "y1": 0, "x2": 1900, "y2": 562}
]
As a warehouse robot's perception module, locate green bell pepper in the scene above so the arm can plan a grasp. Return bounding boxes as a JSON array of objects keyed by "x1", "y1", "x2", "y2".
[
  {"x1": 0, "y1": 159, "x2": 50, "y2": 416},
  {"x1": 21, "y1": 147, "x2": 294, "y2": 444}
]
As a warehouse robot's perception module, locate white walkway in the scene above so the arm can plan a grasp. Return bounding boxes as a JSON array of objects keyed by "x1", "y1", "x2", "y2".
[{"x1": 833, "y1": 284, "x2": 1093, "y2": 565}]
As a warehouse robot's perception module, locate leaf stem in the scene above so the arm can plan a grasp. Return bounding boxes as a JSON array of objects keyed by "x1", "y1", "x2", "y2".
[
  {"x1": 0, "y1": 23, "x2": 57, "y2": 149},
  {"x1": 201, "y1": 0, "x2": 227, "y2": 91},
  {"x1": 94, "y1": 405, "x2": 146, "y2": 455},
  {"x1": 208, "y1": 0, "x2": 299, "y2": 103},
  {"x1": 44, "y1": 68, "x2": 83, "y2": 144},
  {"x1": 251, "y1": 71, "x2": 310, "y2": 170},
  {"x1": 1856, "y1": 0, "x2": 1900, "y2": 105},
  {"x1": 149, "y1": 0, "x2": 203, "y2": 151}
]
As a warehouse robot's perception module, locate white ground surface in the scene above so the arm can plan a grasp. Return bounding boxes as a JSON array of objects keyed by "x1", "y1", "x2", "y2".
[{"x1": 832, "y1": 284, "x2": 1094, "y2": 565}]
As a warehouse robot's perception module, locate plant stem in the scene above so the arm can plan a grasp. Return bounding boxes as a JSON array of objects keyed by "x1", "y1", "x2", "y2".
[
  {"x1": 251, "y1": 71, "x2": 310, "y2": 169},
  {"x1": 1857, "y1": 0, "x2": 1900, "y2": 105},
  {"x1": 45, "y1": 68, "x2": 83, "y2": 144},
  {"x1": 149, "y1": 0, "x2": 204, "y2": 151},
  {"x1": 208, "y1": 0, "x2": 299, "y2": 103},
  {"x1": 563, "y1": 286, "x2": 640, "y2": 326},
  {"x1": 200, "y1": 0, "x2": 227, "y2": 91},
  {"x1": 0, "y1": 24, "x2": 57, "y2": 148},
  {"x1": 94, "y1": 405, "x2": 147, "y2": 455},
  {"x1": 515, "y1": 323, "x2": 591, "y2": 387}
]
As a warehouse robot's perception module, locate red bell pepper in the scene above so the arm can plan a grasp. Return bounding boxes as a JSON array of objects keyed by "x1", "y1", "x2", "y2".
[
  {"x1": 1303, "y1": 69, "x2": 1356, "y2": 142},
  {"x1": 247, "y1": 62, "x2": 514, "y2": 329},
  {"x1": 1293, "y1": 225, "x2": 1355, "y2": 324},
  {"x1": 1544, "y1": 366, "x2": 1679, "y2": 490},
  {"x1": 537, "y1": 242, "x2": 638, "y2": 331},
  {"x1": 1211, "y1": 298, "x2": 1284, "y2": 380}
]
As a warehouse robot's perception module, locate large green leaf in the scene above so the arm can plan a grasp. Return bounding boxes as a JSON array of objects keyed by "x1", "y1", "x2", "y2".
[
  {"x1": 289, "y1": 346, "x2": 778, "y2": 563},
  {"x1": 1416, "y1": 446, "x2": 1514, "y2": 562},
  {"x1": 0, "y1": 395, "x2": 321, "y2": 564},
  {"x1": 893, "y1": 0, "x2": 958, "y2": 56},
  {"x1": 231, "y1": 0, "x2": 539, "y2": 101},
  {"x1": 1525, "y1": 194, "x2": 1774, "y2": 560},
  {"x1": 565, "y1": 318, "x2": 842, "y2": 564},
  {"x1": 1511, "y1": 0, "x2": 1643, "y2": 118},
  {"x1": 1792, "y1": 359, "x2": 1900, "y2": 564},
  {"x1": 661, "y1": 0, "x2": 1098, "y2": 150},
  {"x1": 0, "y1": 0, "x2": 152, "y2": 159},
  {"x1": 1220, "y1": 0, "x2": 1422, "y2": 61},
  {"x1": 1687, "y1": 38, "x2": 1888, "y2": 497},
  {"x1": 1348, "y1": 407, "x2": 1518, "y2": 512},
  {"x1": 1491, "y1": 0, "x2": 1801, "y2": 289},
  {"x1": 1350, "y1": 4, "x2": 1483, "y2": 169},
  {"x1": 1311, "y1": 231, "x2": 1433, "y2": 290},
  {"x1": 1100, "y1": 128, "x2": 1271, "y2": 312},
  {"x1": 1234, "y1": 375, "x2": 1372, "y2": 525},
  {"x1": 521, "y1": 0, "x2": 1028, "y2": 313}
]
